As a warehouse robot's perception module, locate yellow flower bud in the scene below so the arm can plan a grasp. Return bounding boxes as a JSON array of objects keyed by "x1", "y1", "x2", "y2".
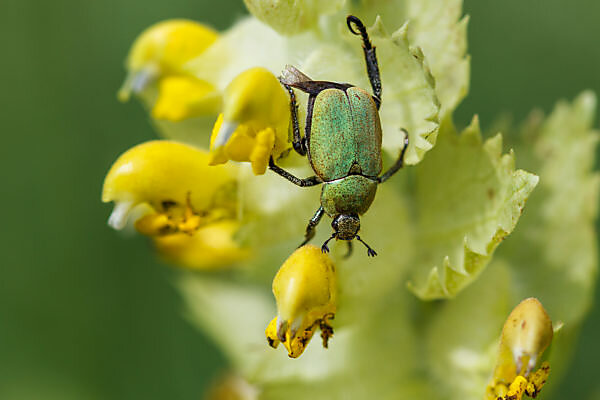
[
  {"x1": 102, "y1": 141, "x2": 246, "y2": 269},
  {"x1": 485, "y1": 298, "x2": 553, "y2": 400},
  {"x1": 209, "y1": 67, "x2": 290, "y2": 175},
  {"x1": 119, "y1": 20, "x2": 218, "y2": 102},
  {"x1": 265, "y1": 245, "x2": 336, "y2": 358}
]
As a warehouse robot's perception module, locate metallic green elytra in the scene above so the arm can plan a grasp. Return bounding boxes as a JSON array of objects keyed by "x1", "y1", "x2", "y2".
[
  {"x1": 268, "y1": 15, "x2": 409, "y2": 257},
  {"x1": 309, "y1": 87, "x2": 382, "y2": 181}
]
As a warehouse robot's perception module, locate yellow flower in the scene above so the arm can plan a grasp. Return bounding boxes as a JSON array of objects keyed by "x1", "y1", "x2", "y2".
[
  {"x1": 265, "y1": 245, "x2": 336, "y2": 358},
  {"x1": 102, "y1": 140, "x2": 246, "y2": 268},
  {"x1": 486, "y1": 298, "x2": 553, "y2": 400},
  {"x1": 118, "y1": 20, "x2": 221, "y2": 122},
  {"x1": 209, "y1": 67, "x2": 291, "y2": 175}
]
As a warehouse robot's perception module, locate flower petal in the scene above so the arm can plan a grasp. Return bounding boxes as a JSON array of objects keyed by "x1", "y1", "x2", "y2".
[
  {"x1": 154, "y1": 220, "x2": 249, "y2": 269},
  {"x1": 102, "y1": 140, "x2": 235, "y2": 219},
  {"x1": 152, "y1": 75, "x2": 221, "y2": 121}
]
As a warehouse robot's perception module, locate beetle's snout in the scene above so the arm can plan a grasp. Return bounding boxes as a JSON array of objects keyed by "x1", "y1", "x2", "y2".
[{"x1": 332, "y1": 214, "x2": 360, "y2": 240}]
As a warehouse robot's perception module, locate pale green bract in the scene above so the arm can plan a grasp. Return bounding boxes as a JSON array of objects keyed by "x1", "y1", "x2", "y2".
[
  {"x1": 349, "y1": 0, "x2": 469, "y2": 117},
  {"x1": 119, "y1": 0, "x2": 599, "y2": 398},
  {"x1": 425, "y1": 92, "x2": 599, "y2": 399},
  {"x1": 243, "y1": 0, "x2": 346, "y2": 35},
  {"x1": 407, "y1": 117, "x2": 539, "y2": 299}
]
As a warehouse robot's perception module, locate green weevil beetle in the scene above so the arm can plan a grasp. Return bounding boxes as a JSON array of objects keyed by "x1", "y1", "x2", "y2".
[{"x1": 268, "y1": 15, "x2": 409, "y2": 257}]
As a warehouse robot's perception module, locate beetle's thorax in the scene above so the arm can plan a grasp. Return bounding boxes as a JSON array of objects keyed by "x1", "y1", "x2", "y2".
[{"x1": 332, "y1": 214, "x2": 360, "y2": 240}]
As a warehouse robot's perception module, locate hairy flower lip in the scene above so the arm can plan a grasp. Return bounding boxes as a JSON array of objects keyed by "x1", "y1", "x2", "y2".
[
  {"x1": 107, "y1": 200, "x2": 135, "y2": 230},
  {"x1": 118, "y1": 66, "x2": 158, "y2": 102}
]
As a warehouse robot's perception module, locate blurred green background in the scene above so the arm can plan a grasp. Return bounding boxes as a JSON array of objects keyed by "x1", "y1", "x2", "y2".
[{"x1": 1, "y1": 0, "x2": 598, "y2": 398}]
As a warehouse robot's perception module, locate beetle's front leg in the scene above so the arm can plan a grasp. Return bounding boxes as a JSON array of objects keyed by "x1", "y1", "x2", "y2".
[
  {"x1": 378, "y1": 130, "x2": 409, "y2": 184},
  {"x1": 281, "y1": 82, "x2": 307, "y2": 156},
  {"x1": 299, "y1": 206, "x2": 324, "y2": 247},
  {"x1": 269, "y1": 157, "x2": 322, "y2": 187},
  {"x1": 347, "y1": 15, "x2": 382, "y2": 109}
]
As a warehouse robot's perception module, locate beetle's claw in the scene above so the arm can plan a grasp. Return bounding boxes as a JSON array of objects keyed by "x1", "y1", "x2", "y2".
[
  {"x1": 346, "y1": 15, "x2": 364, "y2": 36},
  {"x1": 321, "y1": 234, "x2": 336, "y2": 254},
  {"x1": 356, "y1": 235, "x2": 377, "y2": 257}
]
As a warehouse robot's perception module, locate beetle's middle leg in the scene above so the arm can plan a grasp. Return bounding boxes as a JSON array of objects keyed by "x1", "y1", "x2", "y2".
[
  {"x1": 299, "y1": 206, "x2": 324, "y2": 247},
  {"x1": 269, "y1": 157, "x2": 322, "y2": 187},
  {"x1": 378, "y1": 130, "x2": 409, "y2": 184},
  {"x1": 282, "y1": 82, "x2": 307, "y2": 156},
  {"x1": 347, "y1": 15, "x2": 382, "y2": 109}
]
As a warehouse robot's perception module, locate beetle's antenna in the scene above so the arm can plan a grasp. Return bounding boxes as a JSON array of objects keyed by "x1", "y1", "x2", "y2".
[
  {"x1": 356, "y1": 235, "x2": 377, "y2": 257},
  {"x1": 321, "y1": 234, "x2": 336, "y2": 254}
]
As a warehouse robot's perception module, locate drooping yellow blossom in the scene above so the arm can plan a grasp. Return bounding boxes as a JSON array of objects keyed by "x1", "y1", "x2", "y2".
[
  {"x1": 102, "y1": 140, "x2": 246, "y2": 268},
  {"x1": 118, "y1": 20, "x2": 221, "y2": 122},
  {"x1": 209, "y1": 67, "x2": 291, "y2": 175},
  {"x1": 265, "y1": 245, "x2": 336, "y2": 358},
  {"x1": 485, "y1": 298, "x2": 553, "y2": 400}
]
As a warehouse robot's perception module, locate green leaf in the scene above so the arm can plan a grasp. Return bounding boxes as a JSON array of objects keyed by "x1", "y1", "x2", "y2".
[{"x1": 407, "y1": 116, "x2": 539, "y2": 299}]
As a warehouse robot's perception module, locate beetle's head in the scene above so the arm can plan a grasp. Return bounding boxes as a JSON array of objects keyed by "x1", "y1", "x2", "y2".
[
  {"x1": 323, "y1": 213, "x2": 376, "y2": 257},
  {"x1": 332, "y1": 213, "x2": 360, "y2": 240}
]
